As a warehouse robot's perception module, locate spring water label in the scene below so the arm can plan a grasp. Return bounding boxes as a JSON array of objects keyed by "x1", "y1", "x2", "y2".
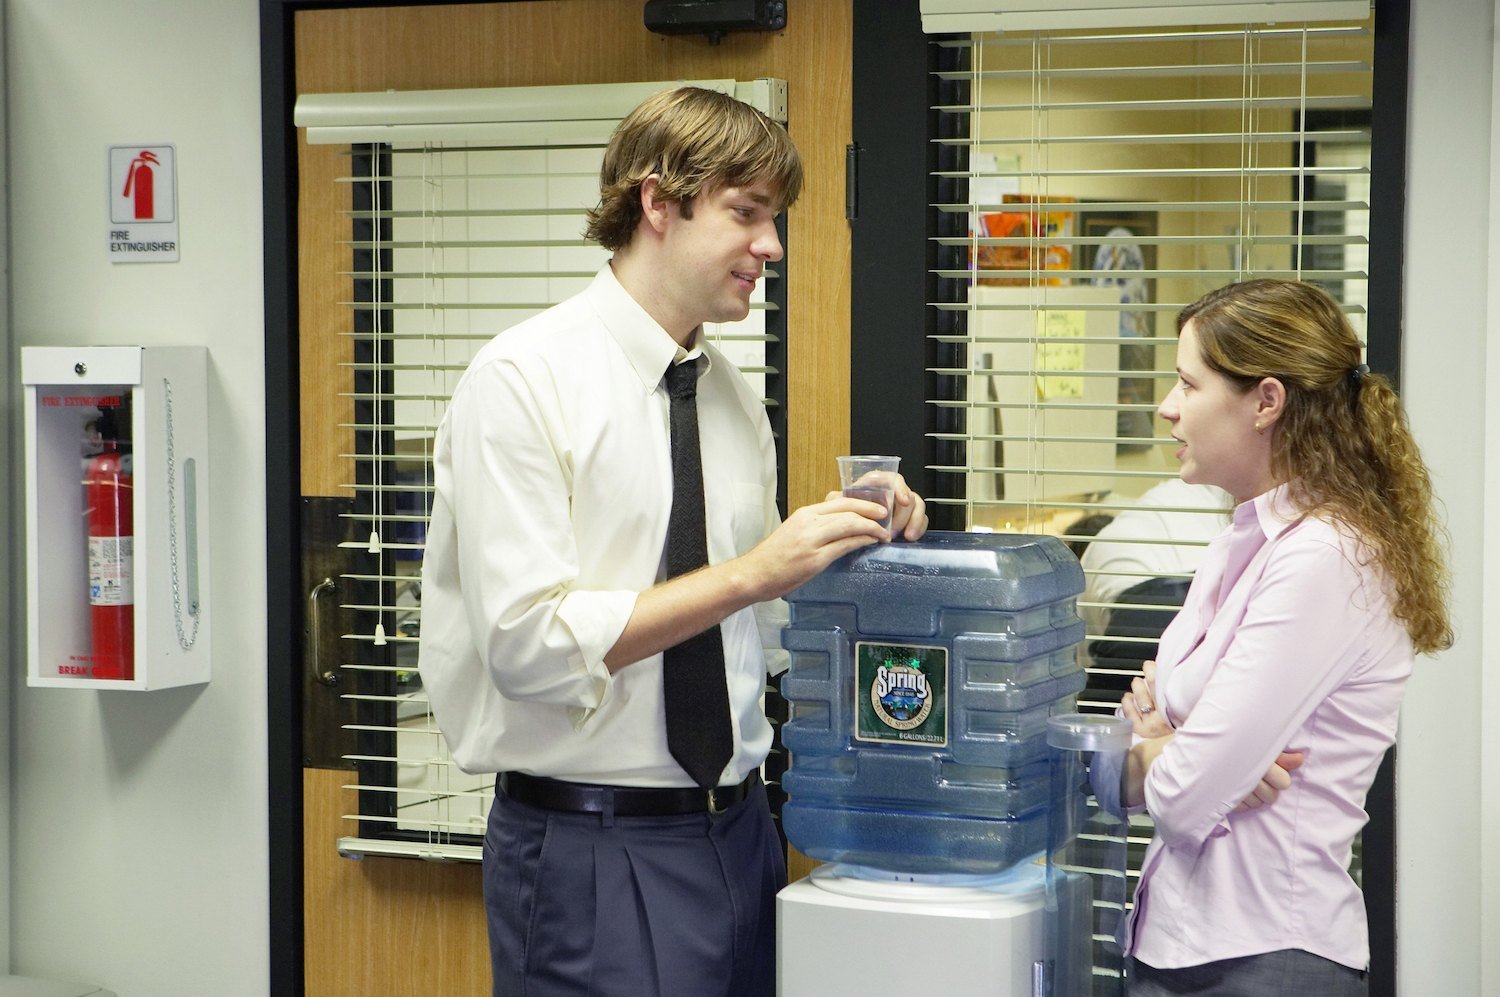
[{"x1": 854, "y1": 641, "x2": 948, "y2": 746}]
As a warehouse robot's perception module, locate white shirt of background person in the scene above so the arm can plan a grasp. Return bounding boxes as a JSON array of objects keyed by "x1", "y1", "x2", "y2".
[{"x1": 1080, "y1": 478, "x2": 1231, "y2": 638}]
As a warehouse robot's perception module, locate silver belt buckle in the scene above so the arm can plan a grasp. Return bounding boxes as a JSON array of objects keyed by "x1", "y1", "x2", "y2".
[{"x1": 707, "y1": 787, "x2": 728, "y2": 816}]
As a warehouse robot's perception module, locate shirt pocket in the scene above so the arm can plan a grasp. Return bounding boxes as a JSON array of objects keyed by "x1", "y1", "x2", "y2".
[{"x1": 730, "y1": 481, "x2": 771, "y2": 555}]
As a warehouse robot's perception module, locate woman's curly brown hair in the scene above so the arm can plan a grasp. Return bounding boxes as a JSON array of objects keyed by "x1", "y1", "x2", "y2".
[
  {"x1": 1181, "y1": 278, "x2": 1453, "y2": 654},
  {"x1": 584, "y1": 86, "x2": 802, "y2": 251}
]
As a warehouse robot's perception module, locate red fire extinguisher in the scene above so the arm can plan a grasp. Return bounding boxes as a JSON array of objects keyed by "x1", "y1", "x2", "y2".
[
  {"x1": 84, "y1": 405, "x2": 134, "y2": 680},
  {"x1": 123, "y1": 150, "x2": 158, "y2": 221}
]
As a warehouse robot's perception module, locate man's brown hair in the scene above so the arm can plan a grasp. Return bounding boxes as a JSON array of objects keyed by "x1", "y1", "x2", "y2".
[{"x1": 584, "y1": 86, "x2": 803, "y2": 251}]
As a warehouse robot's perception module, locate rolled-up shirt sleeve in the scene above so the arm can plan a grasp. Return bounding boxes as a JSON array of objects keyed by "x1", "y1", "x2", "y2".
[
  {"x1": 445, "y1": 357, "x2": 636, "y2": 713},
  {"x1": 757, "y1": 597, "x2": 789, "y2": 676},
  {"x1": 1144, "y1": 538, "x2": 1369, "y2": 847}
]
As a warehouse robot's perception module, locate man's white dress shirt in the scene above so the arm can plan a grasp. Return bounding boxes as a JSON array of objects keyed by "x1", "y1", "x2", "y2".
[{"x1": 419, "y1": 265, "x2": 788, "y2": 787}]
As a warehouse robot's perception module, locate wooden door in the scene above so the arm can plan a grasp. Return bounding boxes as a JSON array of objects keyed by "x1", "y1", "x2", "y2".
[{"x1": 294, "y1": 3, "x2": 852, "y2": 992}]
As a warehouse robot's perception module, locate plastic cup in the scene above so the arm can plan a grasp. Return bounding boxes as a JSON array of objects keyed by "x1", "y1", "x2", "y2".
[{"x1": 837, "y1": 455, "x2": 900, "y2": 533}]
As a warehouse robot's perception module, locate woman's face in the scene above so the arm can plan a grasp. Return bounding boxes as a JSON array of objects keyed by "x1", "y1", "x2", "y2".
[{"x1": 1158, "y1": 320, "x2": 1276, "y2": 504}]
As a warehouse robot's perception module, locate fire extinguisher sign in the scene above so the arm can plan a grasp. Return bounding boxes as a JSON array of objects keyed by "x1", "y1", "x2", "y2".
[{"x1": 108, "y1": 144, "x2": 179, "y2": 263}]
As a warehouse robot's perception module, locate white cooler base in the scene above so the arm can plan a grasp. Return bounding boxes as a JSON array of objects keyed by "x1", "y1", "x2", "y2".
[{"x1": 777, "y1": 865, "x2": 1059, "y2": 997}]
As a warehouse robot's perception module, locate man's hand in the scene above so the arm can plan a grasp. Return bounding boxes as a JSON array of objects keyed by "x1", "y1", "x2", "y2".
[
  {"x1": 604, "y1": 480, "x2": 927, "y2": 672},
  {"x1": 1234, "y1": 751, "x2": 1305, "y2": 812},
  {"x1": 887, "y1": 475, "x2": 929, "y2": 541},
  {"x1": 738, "y1": 475, "x2": 928, "y2": 602},
  {"x1": 737, "y1": 495, "x2": 888, "y2": 602}
]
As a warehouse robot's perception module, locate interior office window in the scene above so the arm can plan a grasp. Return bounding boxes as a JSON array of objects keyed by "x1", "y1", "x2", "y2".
[
  {"x1": 923, "y1": 15, "x2": 1375, "y2": 986},
  {"x1": 295, "y1": 79, "x2": 790, "y2": 860},
  {"x1": 927, "y1": 18, "x2": 1373, "y2": 699},
  {"x1": 1297, "y1": 108, "x2": 1372, "y2": 309}
]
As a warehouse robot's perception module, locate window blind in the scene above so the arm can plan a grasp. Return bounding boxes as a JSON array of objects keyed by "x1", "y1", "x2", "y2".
[
  {"x1": 294, "y1": 78, "x2": 790, "y2": 862},
  {"x1": 924, "y1": 15, "x2": 1374, "y2": 986},
  {"x1": 928, "y1": 19, "x2": 1372, "y2": 680}
]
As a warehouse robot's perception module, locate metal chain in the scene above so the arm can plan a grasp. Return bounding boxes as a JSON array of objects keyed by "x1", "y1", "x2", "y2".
[{"x1": 164, "y1": 377, "x2": 200, "y2": 650}]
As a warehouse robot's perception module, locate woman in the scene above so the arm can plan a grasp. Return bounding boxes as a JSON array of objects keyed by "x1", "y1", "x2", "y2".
[{"x1": 1118, "y1": 279, "x2": 1451, "y2": 995}]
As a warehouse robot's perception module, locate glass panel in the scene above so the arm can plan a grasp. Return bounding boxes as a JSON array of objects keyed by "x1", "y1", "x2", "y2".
[
  {"x1": 339, "y1": 131, "x2": 779, "y2": 841},
  {"x1": 927, "y1": 21, "x2": 1375, "y2": 990},
  {"x1": 931, "y1": 19, "x2": 1373, "y2": 540}
]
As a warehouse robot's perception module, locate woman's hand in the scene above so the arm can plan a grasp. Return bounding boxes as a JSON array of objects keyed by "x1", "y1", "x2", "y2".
[
  {"x1": 1122, "y1": 660, "x2": 1173, "y2": 739},
  {"x1": 1124, "y1": 733, "x2": 1172, "y2": 809},
  {"x1": 1234, "y1": 751, "x2": 1305, "y2": 812},
  {"x1": 1119, "y1": 655, "x2": 1305, "y2": 815}
]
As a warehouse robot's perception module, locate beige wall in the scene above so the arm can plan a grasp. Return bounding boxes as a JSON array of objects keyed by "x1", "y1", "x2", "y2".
[{"x1": 6, "y1": 0, "x2": 269, "y2": 992}]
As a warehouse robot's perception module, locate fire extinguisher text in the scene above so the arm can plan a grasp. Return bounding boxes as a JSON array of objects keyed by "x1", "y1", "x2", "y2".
[{"x1": 109, "y1": 231, "x2": 177, "y2": 254}]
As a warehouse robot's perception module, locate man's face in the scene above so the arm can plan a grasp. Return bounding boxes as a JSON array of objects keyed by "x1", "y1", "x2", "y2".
[{"x1": 658, "y1": 182, "x2": 784, "y2": 331}]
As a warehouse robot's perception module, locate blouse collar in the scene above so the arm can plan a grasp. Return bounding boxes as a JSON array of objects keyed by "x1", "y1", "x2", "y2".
[{"x1": 1238, "y1": 481, "x2": 1304, "y2": 541}]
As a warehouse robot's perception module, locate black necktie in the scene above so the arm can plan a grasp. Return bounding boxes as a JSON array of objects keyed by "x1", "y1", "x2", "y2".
[{"x1": 662, "y1": 359, "x2": 734, "y2": 790}]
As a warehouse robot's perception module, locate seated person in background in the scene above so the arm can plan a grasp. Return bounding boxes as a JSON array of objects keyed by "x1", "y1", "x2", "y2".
[
  {"x1": 1063, "y1": 512, "x2": 1116, "y2": 559},
  {"x1": 1079, "y1": 479, "x2": 1230, "y2": 672}
]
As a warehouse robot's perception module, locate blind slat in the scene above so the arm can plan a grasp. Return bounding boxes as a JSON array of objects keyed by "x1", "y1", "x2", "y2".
[
  {"x1": 936, "y1": 165, "x2": 1368, "y2": 179},
  {"x1": 937, "y1": 59, "x2": 1369, "y2": 81},
  {"x1": 937, "y1": 129, "x2": 1369, "y2": 147},
  {"x1": 935, "y1": 199, "x2": 1370, "y2": 213},
  {"x1": 945, "y1": 25, "x2": 1368, "y2": 46},
  {"x1": 939, "y1": 94, "x2": 1370, "y2": 114},
  {"x1": 935, "y1": 234, "x2": 1367, "y2": 247}
]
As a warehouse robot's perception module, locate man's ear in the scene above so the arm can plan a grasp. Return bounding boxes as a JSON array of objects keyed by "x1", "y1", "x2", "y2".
[
  {"x1": 1255, "y1": 376, "x2": 1287, "y2": 428},
  {"x1": 639, "y1": 174, "x2": 673, "y2": 235}
]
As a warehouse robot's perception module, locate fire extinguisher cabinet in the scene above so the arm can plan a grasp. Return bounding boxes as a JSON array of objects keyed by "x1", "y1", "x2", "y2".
[{"x1": 22, "y1": 346, "x2": 211, "y2": 690}]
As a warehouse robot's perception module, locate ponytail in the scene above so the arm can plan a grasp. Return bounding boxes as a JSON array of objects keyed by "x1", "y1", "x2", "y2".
[{"x1": 1342, "y1": 373, "x2": 1453, "y2": 653}]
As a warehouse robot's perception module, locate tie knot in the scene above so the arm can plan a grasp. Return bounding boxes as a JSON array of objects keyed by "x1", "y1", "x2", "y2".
[{"x1": 665, "y1": 360, "x2": 698, "y2": 400}]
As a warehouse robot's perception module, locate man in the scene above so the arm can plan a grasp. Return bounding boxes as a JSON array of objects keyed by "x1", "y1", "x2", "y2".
[
  {"x1": 1079, "y1": 479, "x2": 1229, "y2": 670},
  {"x1": 419, "y1": 86, "x2": 927, "y2": 997}
]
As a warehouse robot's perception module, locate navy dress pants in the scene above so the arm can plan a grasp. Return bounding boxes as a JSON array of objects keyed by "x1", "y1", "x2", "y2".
[{"x1": 483, "y1": 776, "x2": 785, "y2": 997}]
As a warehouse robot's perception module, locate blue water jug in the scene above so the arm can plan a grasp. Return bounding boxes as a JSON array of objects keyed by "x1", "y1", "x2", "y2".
[{"x1": 779, "y1": 531, "x2": 1087, "y2": 874}]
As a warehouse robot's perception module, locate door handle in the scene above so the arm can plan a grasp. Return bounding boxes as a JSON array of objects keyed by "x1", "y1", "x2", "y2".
[{"x1": 308, "y1": 577, "x2": 340, "y2": 687}]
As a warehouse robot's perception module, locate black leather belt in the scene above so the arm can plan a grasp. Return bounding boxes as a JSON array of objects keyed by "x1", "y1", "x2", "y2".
[{"x1": 499, "y1": 770, "x2": 758, "y2": 817}]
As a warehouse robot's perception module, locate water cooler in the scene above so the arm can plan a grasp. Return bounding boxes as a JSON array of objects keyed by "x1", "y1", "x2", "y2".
[{"x1": 776, "y1": 531, "x2": 1132, "y2": 996}]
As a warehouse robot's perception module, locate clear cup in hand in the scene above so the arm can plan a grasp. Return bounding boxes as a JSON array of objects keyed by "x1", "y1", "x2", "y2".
[{"x1": 837, "y1": 455, "x2": 900, "y2": 534}]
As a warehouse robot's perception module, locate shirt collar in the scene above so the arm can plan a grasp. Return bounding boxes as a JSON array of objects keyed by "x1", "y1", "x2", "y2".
[
  {"x1": 585, "y1": 264, "x2": 712, "y2": 392},
  {"x1": 1240, "y1": 482, "x2": 1304, "y2": 541}
]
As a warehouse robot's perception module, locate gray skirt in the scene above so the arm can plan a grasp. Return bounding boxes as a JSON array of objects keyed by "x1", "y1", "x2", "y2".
[{"x1": 1126, "y1": 949, "x2": 1368, "y2": 997}]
